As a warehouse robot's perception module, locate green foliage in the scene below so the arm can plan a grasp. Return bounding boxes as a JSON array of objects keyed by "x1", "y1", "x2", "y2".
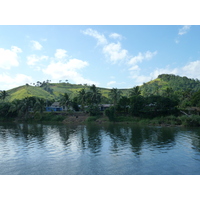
[
  {"x1": 86, "y1": 105, "x2": 101, "y2": 116},
  {"x1": 140, "y1": 74, "x2": 200, "y2": 96},
  {"x1": 105, "y1": 106, "x2": 116, "y2": 122},
  {"x1": 0, "y1": 102, "x2": 17, "y2": 119},
  {"x1": 0, "y1": 90, "x2": 9, "y2": 101},
  {"x1": 129, "y1": 95, "x2": 145, "y2": 117},
  {"x1": 109, "y1": 88, "x2": 122, "y2": 106},
  {"x1": 129, "y1": 86, "x2": 141, "y2": 97},
  {"x1": 117, "y1": 96, "x2": 130, "y2": 113},
  {"x1": 86, "y1": 116, "x2": 99, "y2": 122},
  {"x1": 190, "y1": 90, "x2": 200, "y2": 107},
  {"x1": 179, "y1": 115, "x2": 200, "y2": 127},
  {"x1": 71, "y1": 97, "x2": 80, "y2": 111}
]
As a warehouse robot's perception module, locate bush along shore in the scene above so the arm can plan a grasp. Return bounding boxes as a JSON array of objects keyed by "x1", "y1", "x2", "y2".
[{"x1": 0, "y1": 108, "x2": 200, "y2": 127}]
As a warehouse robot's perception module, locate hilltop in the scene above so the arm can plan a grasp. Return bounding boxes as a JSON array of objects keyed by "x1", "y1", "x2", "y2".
[
  {"x1": 5, "y1": 74, "x2": 200, "y2": 102},
  {"x1": 140, "y1": 74, "x2": 200, "y2": 96}
]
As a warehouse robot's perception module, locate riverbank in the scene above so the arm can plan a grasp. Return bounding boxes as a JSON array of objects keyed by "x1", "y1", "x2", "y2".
[
  {"x1": 77, "y1": 114, "x2": 200, "y2": 127},
  {"x1": 1, "y1": 111, "x2": 200, "y2": 127}
]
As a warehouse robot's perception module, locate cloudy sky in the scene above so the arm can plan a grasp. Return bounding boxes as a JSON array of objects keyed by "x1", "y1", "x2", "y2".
[{"x1": 0, "y1": 25, "x2": 200, "y2": 90}]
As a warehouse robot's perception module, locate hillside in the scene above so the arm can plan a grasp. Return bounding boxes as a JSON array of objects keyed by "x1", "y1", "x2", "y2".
[
  {"x1": 140, "y1": 74, "x2": 200, "y2": 96},
  {"x1": 5, "y1": 74, "x2": 200, "y2": 102},
  {"x1": 6, "y1": 82, "x2": 130, "y2": 102}
]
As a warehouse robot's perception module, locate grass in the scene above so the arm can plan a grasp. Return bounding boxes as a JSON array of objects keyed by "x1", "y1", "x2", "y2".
[{"x1": 7, "y1": 83, "x2": 132, "y2": 102}]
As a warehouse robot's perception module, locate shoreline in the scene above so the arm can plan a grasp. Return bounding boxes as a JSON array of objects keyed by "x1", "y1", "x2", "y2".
[{"x1": 1, "y1": 112, "x2": 200, "y2": 128}]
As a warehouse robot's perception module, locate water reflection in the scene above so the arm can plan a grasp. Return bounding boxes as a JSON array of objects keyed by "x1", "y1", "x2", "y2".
[{"x1": 0, "y1": 122, "x2": 200, "y2": 174}]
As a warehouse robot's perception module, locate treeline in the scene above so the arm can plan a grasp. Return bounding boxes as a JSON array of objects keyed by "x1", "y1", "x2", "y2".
[{"x1": 2, "y1": 74, "x2": 200, "y2": 124}]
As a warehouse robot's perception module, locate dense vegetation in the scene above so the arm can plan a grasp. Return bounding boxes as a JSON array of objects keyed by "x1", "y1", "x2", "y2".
[{"x1": 1, "y1": 74, "x2": 200, "y2": 126}]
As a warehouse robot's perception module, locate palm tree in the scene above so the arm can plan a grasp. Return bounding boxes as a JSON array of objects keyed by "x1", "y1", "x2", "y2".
[
  {"x1": 77, "y1": 89, "x2": 87, "y2": 111},
  {"x1": 34, "y1": 98, "x2": 46, "y2": 113},
  {"x1": 129, "y1": 86, "x2": 141, "y2": 97},
  {"x1": 59, "y1": 93, "x2": 71, "y2": 111},
  {"x1": 88, "y1": 84, "x2": 102, "y2": 105},
  {"x1": 109, "y1": 88, "x2": 122, "y2": 106},
  {"x1": 0, "y1": 90, "x2": 9, "y2": 101}
]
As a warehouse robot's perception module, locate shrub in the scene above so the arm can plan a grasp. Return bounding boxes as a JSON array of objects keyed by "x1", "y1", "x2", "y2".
[
  {"x1": 105, "y1": 106, "x2": 116, "y2": 122},
  {"x1": 86, "y1": 116, "x2": 99, "y2": 122}
]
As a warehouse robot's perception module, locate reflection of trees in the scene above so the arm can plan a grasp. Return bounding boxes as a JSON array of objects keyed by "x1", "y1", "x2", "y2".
[
  {"x1": 129, "y1": 126, "x2": 144, "y2": 156},
  {"x1": 57, "y1": 124, "x2": 88, "y2": 150},
  {"x1": 17, "y1": 123, "x2": 45, "y2": 144},
  {"x1": 86, "y1": 124, "x2": 102, "y2": 154},
  {"x1": 0, "y1": 123, "x2": 45, "y2": 142},
  {"x1": 189, "y1": 129, "x2": 200, "y2": 152},
  {"x1": 145, "y1": 127, "x2": 176, "y2": 149},
  {"x1": 104, "y1": 124, "x2": 130, "y2": 153}
]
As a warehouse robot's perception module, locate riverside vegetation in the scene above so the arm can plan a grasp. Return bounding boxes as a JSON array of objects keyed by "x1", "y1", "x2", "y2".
[{"x1": 1, "y1": 74, "x2": 200, "y2": 127}]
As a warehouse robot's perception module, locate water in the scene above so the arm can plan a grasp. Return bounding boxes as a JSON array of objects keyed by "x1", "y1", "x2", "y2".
[{"x1": 0, "y1": 122, "x2": 200, "y2": 175}]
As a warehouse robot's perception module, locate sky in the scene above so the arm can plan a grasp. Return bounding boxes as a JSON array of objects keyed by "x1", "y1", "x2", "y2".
[{"x1": 0, "y1": 25, "x2": 200, "y2": 90}]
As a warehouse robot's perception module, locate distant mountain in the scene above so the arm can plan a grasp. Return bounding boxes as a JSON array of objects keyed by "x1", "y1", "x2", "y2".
[{"x1": 6, "y1": 74, "x2": 200, "y2": 102}]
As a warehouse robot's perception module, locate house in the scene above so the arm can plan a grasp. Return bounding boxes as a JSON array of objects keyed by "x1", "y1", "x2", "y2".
[
  {"x1": 99, "y1": 104, "x2": 113, "y2": 111},
  {"x1": 46, "y1": 102, "x2": 66, "y2": 112},
  {"x1": 46, "y1": 102, "x2": 75, "y2": 112}
]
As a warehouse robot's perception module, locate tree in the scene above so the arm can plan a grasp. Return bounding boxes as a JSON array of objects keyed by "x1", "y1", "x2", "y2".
[
  {"x1": 163, "y1": 87, "x2": 174, "y2": 98},
  {"x1": 87, "y1": 84, "x2": 102, "y2": 105},
  {"x1": 33, "y1": 98, "x2": 46, "y2": 114},
  {"x1": 59, "y1": 93, "x2": 71, "y2": 111},
  {"x1": 17, "y1": 97, "x2": 35, "y2": 119},
  {"x1": 129, "y1": 86, "x2": 141, "y2": 97},
  {"x1": 129, "y1": 95, "x2": 144, "y2": 117},
  {"x1": 86, "y1": 84, "x2": 102, "y2": 116},
  {"x1": 77, "y1": 89, "x2": 87, "y2": 111},
  {"x1": 117, "y1": 96, "x2": 130, "y2": 113},
  {"x1": 105, "y1": 106, "x2": 116, "y2": 122},
  {"x1": 0, "y1": 90, "x2": 9, "y2": 101},
  {"x1": 109, "y1": 88, "x2": 122, "y2": 106}
]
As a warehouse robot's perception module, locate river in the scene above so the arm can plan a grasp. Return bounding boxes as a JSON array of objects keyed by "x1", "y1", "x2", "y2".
[{"x1": 0, "y1": 122, "x2": 200, "y2": 175}]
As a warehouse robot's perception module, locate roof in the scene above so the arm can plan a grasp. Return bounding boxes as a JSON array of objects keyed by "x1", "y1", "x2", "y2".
[{"x1": 51, "y1": 102, "x2": 60, "y2": 107}]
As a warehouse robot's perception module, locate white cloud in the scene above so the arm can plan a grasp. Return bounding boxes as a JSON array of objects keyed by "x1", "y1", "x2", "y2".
[
  {"x1": 129, "y1": 66, "x2": 179, "y2": 86},
  {"x1": 107, "y1": 81, "x2": 116, "y2": 86},
  {"x1": 178, "y1": 25, "x2": 191, "y2": 35},
  {"x1": 43, "y1": 51, "x2": 98, "y2": 85},
  {"x1": 11, "y1": 46, "x2": 22, "y2": 53},
  {"x1": 27, "y1": 54, "x2": 48, "y2": 66},
  {"x1": 0, "y1": 73, "x2": 33, "y2": 90},
  {"x1": 0, "y1": 46, "x2": 22, "y2": 69},
  {"x1": 128, "y1": 51, "x2": 157, "y2": 65},
  {"x1": 82, "y1": 28, "x2": 107, "y2": 45},
  {"x1": 31, "y1": 40, "x2": 43, "y2": 50},
  {"x1": 109, "y1": 33, "x2": 122, "y2": 40},
  {"x1": 128, "y1": 53, "x2": 143, "y2": 65},
  {"x1": 54, "y1": 49, "x2": 68, "y2": 59},
  {"x1": 103, "y1": 42, "x2": 128, "y2": 63},
  {"x1": 129, "y1": 65, "x2": 140, "y2": 71},
  {"x1": 182, "y1": 60, "x2": 200, "y2": 78},
  {"x1": 150, "y1": 67, "x2": 178, "y2": 79}
]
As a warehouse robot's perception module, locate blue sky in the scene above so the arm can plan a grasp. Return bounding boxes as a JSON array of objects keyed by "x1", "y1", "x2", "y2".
[{"x1": 0, "y1": 25, "x2": 200, "y2": 90}]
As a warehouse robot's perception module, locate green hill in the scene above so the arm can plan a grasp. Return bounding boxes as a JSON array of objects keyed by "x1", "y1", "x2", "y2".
[
  {"x1": 7, "y1": 85, "x2": 55, "y2": 102},
  {"x1": 6, "y1": 82, "x2": 130, "y2": 102},
  {"x1": 140, "y1": 74, "x2": 200, "y2": 96},
  {"x1": 5, "y1": 74, "x2": 200, "y2": 102}
]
